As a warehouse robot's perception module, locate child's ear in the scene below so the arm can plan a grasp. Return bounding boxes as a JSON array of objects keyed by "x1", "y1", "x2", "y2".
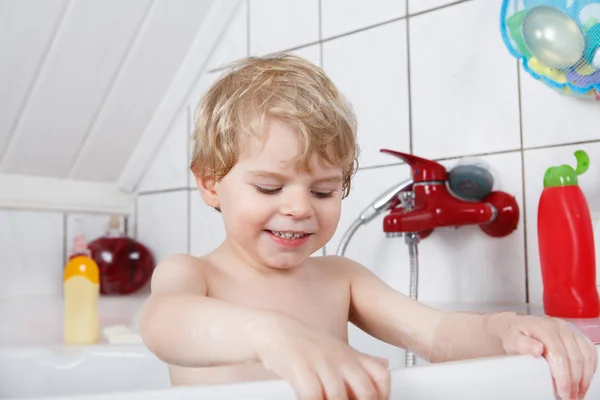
[{"x1": 194, "y1": 174, "x2": 220, "y2": 209}]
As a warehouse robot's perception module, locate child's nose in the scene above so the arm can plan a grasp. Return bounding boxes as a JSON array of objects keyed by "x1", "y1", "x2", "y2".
[{"x1": 280, "y1": 192, "x2": 314, "y2": 219}]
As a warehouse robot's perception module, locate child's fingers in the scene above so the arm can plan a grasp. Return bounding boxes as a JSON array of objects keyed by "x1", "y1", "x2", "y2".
[
  {"x1": 372, "y1": 356, "x2": 389, "y2": 368},
  {"x1": 288, "y1": 365, "x2": 325, "y2": 400},
  {"x1": 314, "y1": 362, "x2": 348, "y2": 400},
  {"x1": 342, "y1": 361, "x2": 380, "y2": 400},
  {"x1": 535, "y1": 328, "x2": 572, "y2": 400},
  {"x1": 557, "y1": 325, "x2": 584, "y2": 400},
  {"x1": 514, "y1": 334, "x2": 544, "y2": 357},
  {"x1": 359, "y1": 355, "x2": 391, "y2": 400},
  {"x1": 573, "y1": 331, "x2": 596, "y2": 398}
]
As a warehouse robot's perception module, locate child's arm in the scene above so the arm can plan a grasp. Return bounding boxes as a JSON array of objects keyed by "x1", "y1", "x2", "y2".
[
  {"x1": 138, "y1": 254, "x2": 275, "y2": 367},
  {"x1": 139, "y1": 254, "x2": 391, "y2": 400},
  {"x1": 343, "y1": 256, "x2": 597, "y2": 400}
]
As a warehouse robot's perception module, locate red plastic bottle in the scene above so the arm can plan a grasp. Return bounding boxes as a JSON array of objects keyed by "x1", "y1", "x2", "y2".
[{"x1": 538, "y1": 150, "x2": 599, "y2": 318}]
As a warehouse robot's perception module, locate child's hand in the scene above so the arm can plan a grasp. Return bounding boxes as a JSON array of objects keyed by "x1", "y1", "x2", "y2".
[
  {"x1": 496, "y1": 313, "x2": 598, "y2": 400},
  {"x1": 254, "y1": 315, "x2": 391, "y2": 400}
]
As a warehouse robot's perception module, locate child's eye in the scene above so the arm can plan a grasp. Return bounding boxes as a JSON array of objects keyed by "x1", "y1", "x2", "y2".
[
  {"x1": 254, "y1": 186, "x2": 281, "y2": 195},
  {"x1": 312, "y1": 191, "x2": 334, "y2": 199}
]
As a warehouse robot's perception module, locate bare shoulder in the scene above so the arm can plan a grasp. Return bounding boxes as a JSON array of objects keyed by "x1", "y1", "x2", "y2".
[
  {"x1": 310, "y1": 255, "x2": 370, "y2": 278},
  {"x1": 150, "y1": 253, "x2": 211, "y2": 296}
]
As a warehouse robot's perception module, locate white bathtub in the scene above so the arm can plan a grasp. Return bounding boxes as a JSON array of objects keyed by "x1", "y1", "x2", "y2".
[
  {"x1": 2, "y1": 297, "x2": 600, "y2": 399},
  {"x1": 1, "y1": 343, "x2": 599, "y2": 400}
]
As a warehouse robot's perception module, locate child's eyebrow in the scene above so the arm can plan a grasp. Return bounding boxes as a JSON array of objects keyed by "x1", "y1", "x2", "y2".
[{"x1": 246, "y1": 170, "x2": 342, "y2": 184}]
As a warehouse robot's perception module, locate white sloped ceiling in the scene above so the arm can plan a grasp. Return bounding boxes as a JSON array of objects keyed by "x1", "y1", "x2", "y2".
[{"x1": 0, "y1": 0, "x2": 240, "y2": 214}]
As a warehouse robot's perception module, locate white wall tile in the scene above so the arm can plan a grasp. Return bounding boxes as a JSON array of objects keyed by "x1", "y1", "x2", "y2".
[
  {"x1": 320, "y1": 0, "x2": 406, "y2": 39},
  {"x1": 323, "y1": 21, "x2": 410, "y2": 168},
  {"x1": 524, "y1": 142, "x2": 600, "y2": 306},
  {"x1": 410, "y1": 0, "x2": 521, "y2": 160},
  {"x1": 520, "y1": 69, "x2": 600, "y2": 148},
  {"x1": 408, "y1": 0, "x2": 459, "y2": 14},
  {"x1": 65, "y1": 214, "x2": 126, "y2": 255},
  {"x1": 417, "y1": 151, "x2": 526, "y2": 303},
  {"x1": 189, "y1": 190, "x2": 226, "y2": 257},
  {"x1": 188, "y1": 73, "x2": 221, "y2": 188},
  {"x1": 0, "y1": 210, "x2": 64, "y2": 298},
  {"x1": 137, "y1": 110, "x2": 189, "y2": 193},
  {"x1": 207, "y1": 0, "x2": 248, "y2": 71},
  {"x1": 328, "y1": 164, "x2": 412, "y2": 294},
  {"x1": 136, "y1": 191, "x2": 188, "y2": 264},
  {"x1": 249, "y1": 0, "x2": 319, "y2": 55},
  {"x1": 289, "y1": 44, "x2": 321, "y2": 67},
  {"x1": 331, "y1": 151, "x2": 526, "y2": 304},
  {"x1": 327, "y1": 164, "x2": 411, "y2": 369}
]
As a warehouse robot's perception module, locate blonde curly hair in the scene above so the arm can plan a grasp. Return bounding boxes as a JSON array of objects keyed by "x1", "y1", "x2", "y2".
[{"x1": 190, "y1": 53, "x2": 359, "y2": 198}]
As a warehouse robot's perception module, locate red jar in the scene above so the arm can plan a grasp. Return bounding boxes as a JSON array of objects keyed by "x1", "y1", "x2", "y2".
[{"x1": 88, "y1": 216, "x2": 154, "y2": 295}]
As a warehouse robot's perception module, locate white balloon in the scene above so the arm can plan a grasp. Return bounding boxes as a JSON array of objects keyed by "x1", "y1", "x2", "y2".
[{"x1": 522, "y1": 6, "x2": 585, "y2": 69}]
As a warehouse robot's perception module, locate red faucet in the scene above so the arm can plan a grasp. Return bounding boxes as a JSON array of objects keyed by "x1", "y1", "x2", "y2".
[{"x1": 380, "y1": 149, "x2": 520, "y2": 238}]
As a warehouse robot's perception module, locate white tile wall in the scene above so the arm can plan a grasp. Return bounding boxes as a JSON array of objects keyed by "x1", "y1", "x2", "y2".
[
  {"x1": 206, "y1": 0, "x2": 248, "y2": 71},
  {"x1": 189, "y1": 190, "x2": 226, "y2": 257},
  {"x1": 65, "y1": 213, "x2": 126, "y2": 256},
  {"x1": 320, "y1": 0, "x2": 406, "y2": 39},
  {"x1": 409, "y1": 0, "x2": 520, "y2": 160},
  {"x1": 329, "y1": 164, "x2": 411, "y2": 293},
  {"x1": 289, "y1": 44, "x2": 322, "y2": 67},
  {"x1": 416, "y1": 152, "x2": 526, "y2": 304},
  {"x1": 137, "y1": 110, "x2": 189, "y2": 193},
  {"x1": 0, "y1": 210, "x2": 64, "y2": 298},
  {"x1": 323, "y1": 20, "x2": 410, "y2": 168},
  {"x1": 408, "y1": 0, "x2": 461, "y2": 15},
  {"x1": 520, "y1": 68, "x2": 600, "y2": 149},
  {"x1": 328, "y1": 164, "x2": 411, "y2": 368},
  {"x1": 188, "y1": 72, "x2": 221, "y2": 189},
  {"x1": 249, "y1": 0, "x2": 319, "y2": 55},
  {"x1": 524, "y1": 142, "x2": 600, "y2": 306},
  {"x1": 134, "y1": 0, "x2": 600, "y2": 318},
  {"x1": 136, "y1": 191, "x2": 188, "y2": 264}
]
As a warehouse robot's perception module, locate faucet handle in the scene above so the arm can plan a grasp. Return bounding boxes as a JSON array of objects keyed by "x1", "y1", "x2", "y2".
[
  {"x1": 400, "y1": 191, "x2": 415, "y2": 211},
  {"x1": 380, "y1": 149, "x2": 447, "y2": 182}
]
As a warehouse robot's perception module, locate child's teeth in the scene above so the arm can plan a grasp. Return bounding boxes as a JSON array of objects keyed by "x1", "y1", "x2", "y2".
[{"x1": 272, "y1": 231, "x2": 305, "y2": 239}]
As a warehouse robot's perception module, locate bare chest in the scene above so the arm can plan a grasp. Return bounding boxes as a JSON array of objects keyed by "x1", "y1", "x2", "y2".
[{"x1": 206, "y1": 271, "x2": 350, "y2": 340}]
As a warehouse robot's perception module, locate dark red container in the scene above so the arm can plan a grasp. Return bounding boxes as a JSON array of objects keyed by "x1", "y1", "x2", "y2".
[{"x1": 88, "y1": 216, "x2": 154, "y2": 295}]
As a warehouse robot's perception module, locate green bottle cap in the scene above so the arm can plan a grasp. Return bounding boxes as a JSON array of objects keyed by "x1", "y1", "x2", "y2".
[{"x1": 543, "y1": 150, "x2": 590, "y2": 188}]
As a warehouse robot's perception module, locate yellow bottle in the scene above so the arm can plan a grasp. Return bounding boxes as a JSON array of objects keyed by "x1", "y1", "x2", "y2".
[{"x1": 63, "y1": 234, "x2": 100, "y2": 344}]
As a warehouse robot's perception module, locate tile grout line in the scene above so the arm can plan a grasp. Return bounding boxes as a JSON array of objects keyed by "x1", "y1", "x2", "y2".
[
  {"x1": 134, "y1": 196, "x2": 139, "y2": 240},
  {"x1": 138, "y1": 187, "x2": 190, "y2": 196},
  {"x1": 516, "y1": 61, "x2": 530, "y2": 304},
  {"x1": 405, "y1": 0, "x2": 414, "y2": 154},
  {"x1": 187, "y1": 190, "x2": 192, "y2": 256},
  {"x1": 62, "y1": 213, "x2": 67, "y2": 271},
  {"x1": 246, "y1": 0, "x2": 251, "y2": 57},
  {"x1": 207, "y1": 0, "x2": 478, "y2": 75},
  {"x1": 353, "y1": 137, "x2": 600, "y2": 173},
  {"x1": 409, "y1": 0, "x2": 474, "y2": 18},
  {"x1": 186, "y1": 104, "x2": 192, "y2": 255},
  {"x1": 318, "y1": 0, "x2": 324, "y2": 67}
]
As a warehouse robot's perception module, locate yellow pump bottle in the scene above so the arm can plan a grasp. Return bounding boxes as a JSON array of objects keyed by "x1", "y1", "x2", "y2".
[{"x1": 63, "y1": 234, "x2": 100, "y2": 344}]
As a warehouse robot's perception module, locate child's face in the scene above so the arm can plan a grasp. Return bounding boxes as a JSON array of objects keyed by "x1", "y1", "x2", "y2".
[{"x1": 209, "y1": 117, "x2": 343, "y2": 271}]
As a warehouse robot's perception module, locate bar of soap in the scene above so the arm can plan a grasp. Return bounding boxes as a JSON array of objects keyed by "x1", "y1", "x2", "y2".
[{"x1": 103, "y1": 325, "x2": 143, "y2": 344}]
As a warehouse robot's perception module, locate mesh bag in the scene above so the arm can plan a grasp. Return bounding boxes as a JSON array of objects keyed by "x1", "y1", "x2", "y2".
[{"x1": 501, "y1": 0, "x2": 600, "y2": 101}]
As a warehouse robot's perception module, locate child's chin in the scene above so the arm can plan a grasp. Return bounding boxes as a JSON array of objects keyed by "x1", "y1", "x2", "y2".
[{"x1": 263, "y1": 253, "x2": 311, "y2": 270}]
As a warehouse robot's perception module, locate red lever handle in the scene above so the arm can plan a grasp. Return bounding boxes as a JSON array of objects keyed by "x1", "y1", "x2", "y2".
[{"x1": 380, "y1": 149, "x2": 447, "y2": 182}]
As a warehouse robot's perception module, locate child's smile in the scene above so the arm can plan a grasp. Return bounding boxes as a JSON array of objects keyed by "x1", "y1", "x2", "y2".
[{"x1": 203, "y1": 116, "x2": 343, "y2": 272}]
